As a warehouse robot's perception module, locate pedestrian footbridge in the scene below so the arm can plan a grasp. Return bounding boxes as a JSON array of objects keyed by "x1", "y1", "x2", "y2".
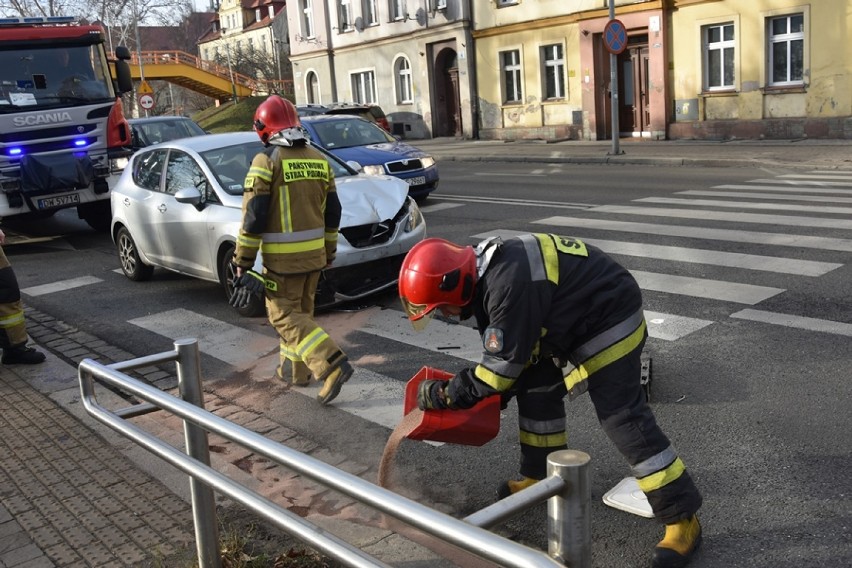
[{"x1": 124, "y1": 51, "x2": 292, "y2": 102}]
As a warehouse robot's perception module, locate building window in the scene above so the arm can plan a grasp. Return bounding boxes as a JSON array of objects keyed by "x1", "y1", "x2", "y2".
[
  {"x1": 768, "y1": 13, "x2": 804, "y2": 86},
  {"x1": 390, "y1": 0, "x2": 405, "y2": 21},
  {"x1": 338, "y1": 0, "x2": 353, "y2": 32},
  {"x1": 301, "y1": 0, "x2": 315, "y2": 38},
  {"x1": 541, "y1": 44, "x2": 565, "y2": 99},
  {"x1": 364, "y1": 0, "x2": 378, "y2": 25},
  {"x1": 351, "y1": 70, "x2": 377, "y2": 103},
  {"x1": 703, "y1": 23, "x2": 735, "y2": 91},
  {"x1": 501, "y1": 49, "x2": 522, "y2": 104},
  {"x1": 394, "y1": 56, "x2": 412, "y2": 104},
  {"x1": 255, "y1": 8, "x2": 261, "y2": 21},
  {"x1": 268, "y1": 5, "x2": 274, "y2": 18}
]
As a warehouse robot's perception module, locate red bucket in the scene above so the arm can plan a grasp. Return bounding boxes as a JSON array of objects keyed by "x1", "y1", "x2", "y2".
[{"x1": 403, "y1": 366, "x2": 500, "y2": 446}]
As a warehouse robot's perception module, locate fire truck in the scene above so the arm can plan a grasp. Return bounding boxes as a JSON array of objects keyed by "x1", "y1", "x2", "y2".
[{"x1": 0, "y1": 16, "x2": 133, "y2": 231}]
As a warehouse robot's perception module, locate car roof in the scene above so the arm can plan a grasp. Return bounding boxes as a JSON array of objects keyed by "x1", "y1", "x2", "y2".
[{"x1": 300, "y1": 114, "x2": 371, "y2": 124}]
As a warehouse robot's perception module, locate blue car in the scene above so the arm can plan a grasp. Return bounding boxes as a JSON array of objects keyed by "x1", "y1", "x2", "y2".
[{"x1": 300, "y1": 114, "x2": 439, "y2": 202}]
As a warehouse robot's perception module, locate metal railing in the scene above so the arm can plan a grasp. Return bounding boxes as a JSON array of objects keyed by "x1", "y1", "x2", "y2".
[{"x1": 78, "y1": 338, "x2": 591, "y2": 568}]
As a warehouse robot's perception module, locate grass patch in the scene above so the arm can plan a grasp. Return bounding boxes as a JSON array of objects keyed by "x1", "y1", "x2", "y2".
[{"x1": 193, "y1": 95, "x2": 295, "y2": 134}]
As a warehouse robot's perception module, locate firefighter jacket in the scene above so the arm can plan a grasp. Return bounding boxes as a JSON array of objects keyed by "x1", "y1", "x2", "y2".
[
  {"x1": 445, "y1": 233, "x2": 645, "y2": 409},
  {"x1": 233, "y1": 143, "x2": 341, "y2": 275}
]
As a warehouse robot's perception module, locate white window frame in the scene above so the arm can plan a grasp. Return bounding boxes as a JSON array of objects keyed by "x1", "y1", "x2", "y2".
[
  {"x1": 302, "y1": 0, "x2": 315, "y2": 39},
  {"x1": 541, "y1": 43, "x2": 565, "y2": 100},
  {"x1": 394, "y1": 56, "x2": 412, "y2": 104},
  {"x1": 351, "y1": 70, "x2": 377, "y2": 103},
  {"x1": 500, "y1": 49, "x2": 522, "y2": 104},
  {"x1": 255, "y1": 8, "x2": 261, "y2": 21},
  {"x1": 338, "y1": 0, "x2": 353, "y2": 32},
  {"x1": 390, "y1": 0, "x2": 405, "y2": 21},
  {"x1": 767, "y1": 12, "x2": 804, "y2": 87},
  {"x1": 435, "y1": 0, "x2": 447, "y2": 10},
  {"x1": 363, "y1": 0, "x2": 378, "y2": 25},
  {"x1": 702, "y1": 22, "x2": 735, "y2": 91}
]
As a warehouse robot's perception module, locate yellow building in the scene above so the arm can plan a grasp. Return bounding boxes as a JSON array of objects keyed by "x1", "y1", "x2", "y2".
[{"x1": 473, "y1": 0, "x2": 852, "y2": 141}]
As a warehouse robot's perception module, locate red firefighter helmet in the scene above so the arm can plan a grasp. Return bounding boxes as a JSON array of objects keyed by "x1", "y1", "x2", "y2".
[
  {"x1": 399, "y1": 238, "x2": 477, "y2": 330},
  {"x1": 253, "y1": 95, "x2": 306, "y2": 146}
]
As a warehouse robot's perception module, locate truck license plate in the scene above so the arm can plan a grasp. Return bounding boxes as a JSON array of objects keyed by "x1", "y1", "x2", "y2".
[
  {"x1": 38, "y1": 193, "x2": 81, "y2": 209},
  {"x1": 406, "y1": 176, "x2": 426, "y2": 186}
]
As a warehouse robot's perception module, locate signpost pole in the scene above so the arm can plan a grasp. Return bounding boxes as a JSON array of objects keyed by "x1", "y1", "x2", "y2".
[{"x1": 609, "y1": 1, "x2": 621, "y2": 155}]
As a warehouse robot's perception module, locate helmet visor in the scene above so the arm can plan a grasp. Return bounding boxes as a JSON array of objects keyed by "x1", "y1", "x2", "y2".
[{"x1": 400, "y1": 296, "x2": 436, "y2": 331}]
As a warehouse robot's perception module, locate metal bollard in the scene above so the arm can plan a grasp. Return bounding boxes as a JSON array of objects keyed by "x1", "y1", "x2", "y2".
[
  {"x1": 175, "y1": 339, "x2": 221, "y2": 568},
  {"x1": 547, "y1": 450, "x2": 591, "y2": 568}
]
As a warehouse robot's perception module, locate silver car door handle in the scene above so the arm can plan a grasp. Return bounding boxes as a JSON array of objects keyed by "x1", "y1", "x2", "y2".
[
  {"x1": 123, "y1": 197, "x2": 130, "y2": 206},
  {"x1": 158, "y1": 203, "x2": 167, "y2": 213}
]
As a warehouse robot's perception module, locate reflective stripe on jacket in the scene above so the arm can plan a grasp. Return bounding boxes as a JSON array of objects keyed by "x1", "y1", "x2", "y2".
[
  {"x1": 233, "y1": 144, "x2": 339, "y2": 274},
  {"x1": 447, "y1": 233, "x2": 644, "y2": 406}
]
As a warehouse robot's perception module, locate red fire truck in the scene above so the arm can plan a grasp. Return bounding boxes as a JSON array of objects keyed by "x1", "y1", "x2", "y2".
[{"x1": 0, "y1": 16, "x2": 133, "y2": 231}]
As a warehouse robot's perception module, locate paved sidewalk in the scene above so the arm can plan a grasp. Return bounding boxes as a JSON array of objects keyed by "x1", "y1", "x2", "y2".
[
  {"x1": 0, "y1": 308, "x2": 461, "y2": 568},
  {"x1": 414, "y1": 136, "x2": 852, "y2": 170}
]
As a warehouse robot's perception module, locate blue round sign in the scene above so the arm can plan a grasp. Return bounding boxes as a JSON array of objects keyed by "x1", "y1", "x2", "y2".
[{"x1": 604, "y1": 19, "x2": 628, "y2": 55}]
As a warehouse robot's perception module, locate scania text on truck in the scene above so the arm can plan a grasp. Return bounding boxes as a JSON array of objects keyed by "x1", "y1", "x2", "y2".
[{"x1": 0, "y1": 16, "x2": 133, "y2": 231}]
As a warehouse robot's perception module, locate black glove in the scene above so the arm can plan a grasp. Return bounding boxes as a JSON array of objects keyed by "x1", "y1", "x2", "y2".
[
  {"x1": 229, "y1": 270, "x2": 266, "y2": 308},
  {"x1": 417, "y1": 379, "x2": 454, "y2": 411}
]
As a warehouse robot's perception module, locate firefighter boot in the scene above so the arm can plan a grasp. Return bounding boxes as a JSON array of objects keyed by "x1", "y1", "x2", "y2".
[
  {"x1": 497, "y1": 476, "x2": 539, "y2": 500},
  {"x1": 317, "y1": 361, "x2": 353, "y2": 406},
  {"x1": 651, "y1": 515, "x2": 702, "y2": 568},
  {"x1": 2, "y1": 345, "x2": 46, "y2": 365},
  {"x1": 291, "y1": 361, "x2": 311, "y2": 387}
]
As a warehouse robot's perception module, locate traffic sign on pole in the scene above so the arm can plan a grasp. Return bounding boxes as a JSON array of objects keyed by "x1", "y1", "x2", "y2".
[
  {"x1": 138, "y1": 80, "x2": 153, "y2": 94},
  {"x1": 138, "y1": 93, "x2": 154, "y2": 110},
  {"x1": 603, "y1": 19, "x2": 628, "y2": 55}
]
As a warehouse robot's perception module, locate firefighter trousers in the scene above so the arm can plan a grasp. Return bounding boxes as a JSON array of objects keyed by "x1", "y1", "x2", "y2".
[
  {"x1": 266, "y1": 270, "x2": 347, "y2": 383},
  {"x1": 0, "y1": 247, "x2": 28, "y2": 350},
  {"x1": 516, "y1": 335, "x2": 702, "y2": 524}
]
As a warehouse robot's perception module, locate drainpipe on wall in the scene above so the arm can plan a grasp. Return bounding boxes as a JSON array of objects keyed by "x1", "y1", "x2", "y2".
[
  {"x1": 324, "y1": 13, "x2": 338, "y2": 102},
  {"x1": 467, "y1": 0, "x2": 479, "y2": 139}
]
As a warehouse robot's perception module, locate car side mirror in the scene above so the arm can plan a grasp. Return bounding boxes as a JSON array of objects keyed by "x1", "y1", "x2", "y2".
[
  {"x1": 174, "y1": 187, "x2": 204, "y2": 210},
  {"x1": 346, "y1": 160, "x2": 363, "y2": 172}
]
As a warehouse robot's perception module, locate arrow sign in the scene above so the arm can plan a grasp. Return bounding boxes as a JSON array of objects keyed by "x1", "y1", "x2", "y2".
[{"x1": 604, "y1": 19, "x2": 628, "y2": 55}]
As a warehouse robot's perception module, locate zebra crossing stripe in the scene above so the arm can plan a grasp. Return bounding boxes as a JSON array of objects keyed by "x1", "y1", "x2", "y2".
[
  {"x1": 637, "y1": 197, "x2": 852, "y2": 215},
  {"x1": 591, "y1": 205, "x2": 852, "y2": 230},
  {"x1": 534, "y1": 216, "x2": 852, "y2": 253},
  {"x1": 730, "y1": 309, "x2": 852, "y2": 337},
  {"x1": 631, "y1": 271, "x2": 783, "y2": 304},
  {"x1": 362, "y1": 304, "x2": 711, "y2": 347},
  {"x1": 581, "y1": 238, "x2": 839, "y2": 276},
  {"x1": 128, "y1": 308, "x2": 277, "y2": 367},
  {"x1": 418, "y1": 202, "x2": 465, "y2": 213},
  {"x1": 779, "y1": 173, "x2": 852, "y2": 180},
  {"x1": 21, "y1": 276, "x2": 103, "y2": 297},
  {"x1": 746, "y1": 179, "x2": 852, "y2": 186},
  {"x1": 678, "y1": 190, "x2": 852, "y2": 204},
  {"x1": 715, "y1": 184, "x2": 852, "y2": 194}
]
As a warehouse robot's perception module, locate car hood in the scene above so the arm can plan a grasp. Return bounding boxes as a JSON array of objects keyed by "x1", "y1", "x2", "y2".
[
  {"x1": 218, "y1": 174, "x2": 408, "y2": 227},
  {"x1": 336, "y1": 174, "x2": 409, "y2": 225},
  {"x1": 329, "y1": 143, "x2": 428, "y2": 165}
]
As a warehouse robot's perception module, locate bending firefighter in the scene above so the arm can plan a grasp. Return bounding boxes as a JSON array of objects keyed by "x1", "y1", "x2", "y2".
[
  {"x1": 230, "y1": 95, "x2": 353, "y2": 405},
  {"x1": 399, "y1": 234, "x2": 703, "y2": 568}
]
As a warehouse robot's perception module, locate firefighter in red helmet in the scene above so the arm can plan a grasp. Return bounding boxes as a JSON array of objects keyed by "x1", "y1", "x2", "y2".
[
  {"x1": 231, "y1": 95, "x2": 353, "y2": 405},
  {"x1": 399, "y1": 234, "x2": 703, "y2": 568}
]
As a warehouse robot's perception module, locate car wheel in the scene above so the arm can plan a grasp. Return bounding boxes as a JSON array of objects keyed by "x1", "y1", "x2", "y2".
[
  {"x1": 221, "y1": 245, "x2": 266, "y2": 318},
  {"x1": 116, "y1": 227, "x2": 154, "y2": 281}
]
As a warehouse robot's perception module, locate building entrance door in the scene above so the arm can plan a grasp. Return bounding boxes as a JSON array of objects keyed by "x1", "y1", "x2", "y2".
[{"x1": 618, "y1": 37, "x2": 650, "y2": 137}]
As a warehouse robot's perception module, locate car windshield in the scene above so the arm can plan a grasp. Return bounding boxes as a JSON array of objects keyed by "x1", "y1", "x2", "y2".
[
  {"x1": 132, "y1": 119, "x2": 206, "y2": 147},
  {"x1": 308, "y1": 117, "x2": 395, "y2": 149},
  {"x1": 200, "y1": 140, "x2": 356, "y2": 195}
]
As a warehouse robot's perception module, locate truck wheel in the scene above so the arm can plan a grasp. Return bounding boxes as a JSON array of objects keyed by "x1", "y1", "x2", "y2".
[
  {"x1": 117, "y1": 227, "x2": 154, "y2": 281},
  {"x1": 221, "y1": 244, "x2": 265, "y2": 317},
  {"x1": 79, "y1": 201, "x2": 111, "y2": 232}
]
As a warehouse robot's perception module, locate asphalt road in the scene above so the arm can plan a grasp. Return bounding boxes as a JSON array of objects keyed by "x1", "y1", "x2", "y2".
[{"x1": 4, "y1": 160, "x2": 851, "y2": 567}]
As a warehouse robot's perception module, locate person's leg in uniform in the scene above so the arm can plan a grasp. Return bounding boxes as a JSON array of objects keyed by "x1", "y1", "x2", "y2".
[
  {"x1": 0, "y1": 248, "x2": 44, "y2": 365},
  {"x1": 587, "y1": 334, "x2": 703, "y2": 568},
  {"x1": 267, "y1": 271, "x2": 352, "y2": 405},
  {"x1": 498, "y1": 360, "x2": 568, "y2": 498}
]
